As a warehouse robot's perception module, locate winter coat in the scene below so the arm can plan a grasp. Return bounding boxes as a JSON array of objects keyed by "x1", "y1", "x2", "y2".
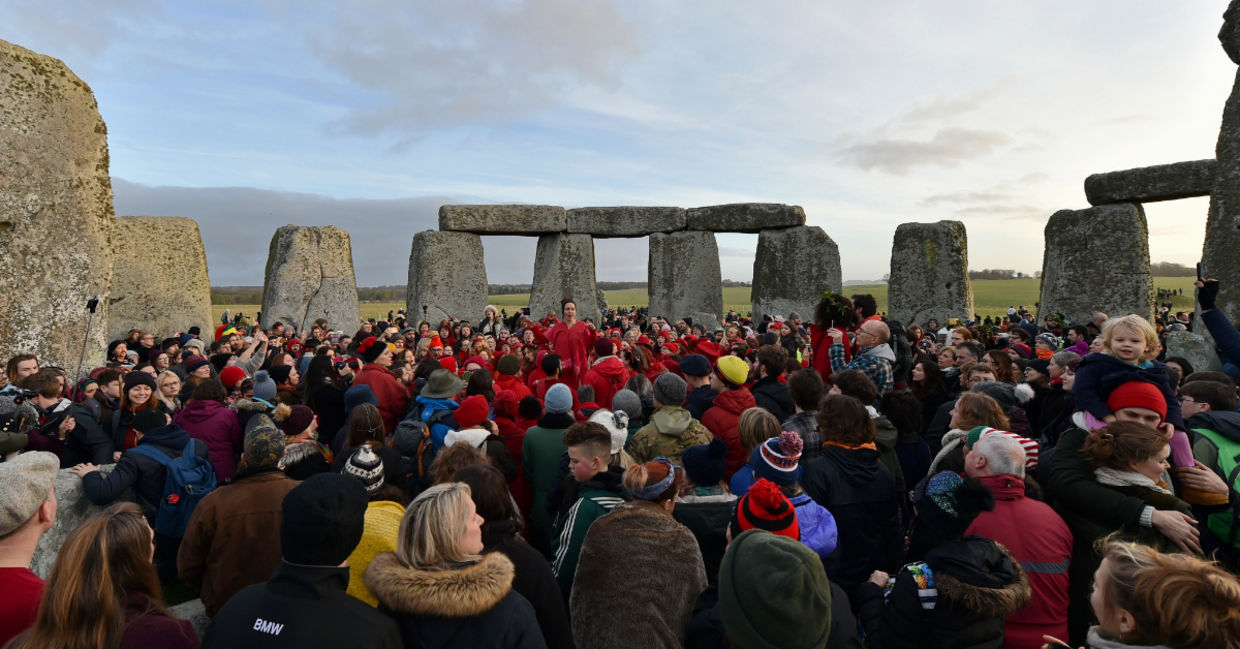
[
  {"x1": 412, "y1": 395, "x2": 460, "y2": 449},
  {"x1": 1201, "y1": 306, "x2": 1240, "y2": 368},
  {"x1": 494, "y1": 373, "x2": 534, "y2": 402},
  {"x1": 178, "y1": 470, "x2": 300, "y2": 617},
  {"x1": 173, "y1": 400, "x2": 243, "y2": 483},
  {"x1": 483, "y1": 520, "x2": 575, "y2": 649},
  {"x1": 628, "y1": 406, "x2": 715, "y2": 466},
  {"x1": 365, "y1": 552, "x2": 547, "y2": 649},
  {"x1": 966, "y1": 474, "x2": 1073, "y2": 649},
  {"x1": 570, "y1": 502, "x2": 708, "y2": 649},
  {"x1": 873, "y1": 413, "x2": 907, "y2": 505},
  {"x1": 1074, "y1": 353, "x2": 1182, "y2": 429},
  {"x1": 522, "y1": 412, "x2": 575, "y2": 544},
  {"x1": 857, "y1": 536, "x2": 1032, "y2": 649},
  {"x1": 685, "y1": 384, "x2": 717, "y2": 421},
  {"x1": 347, "y1": 500, "x2": 406, "y2": 607},
  {"x1": 281, "y1": 439, "x2": 333, "y2": 480},
  {"x1": 307, "y1": 381, "x2": 347, "y2": 449},
  {"x1": 355, "y1": 363, "x2": 411, "y2": 434},
  {"x1": 750, "y1": 375, "x2": 794, "y2": 423},
  {"x1": 802, "y1": 444, "x2": 903, "y2": 596},
  {"x1": 686, "y1": 580, "x2": 860, "y2": 649},
  {"x1": 581, "y1": 356, "x2": 630, "y2": 414},
  {"x1": 550, "y1": 469, "x2": 628, "y2": 600},
  {"x1": 701, "y1": 388, "x2": 757, "y2": 479},
  {"x1": 790, "y1": 492, "x2": 840, "y2": 560},
  {"x1": 66, "y1": 401, "x2": 114, "y2": 465},
  {"x1": 674, "y1": 488, "x2": 737, "y2": 584},
  {"x1": 119, "y1": 591, "x2": 199, "y2": 649},
  {"x1": 81, "y1": 423, "x2": 210, "y2": 520},
  {"x1": 204, "y1": 561, "x2": 401, "y2": 649}
]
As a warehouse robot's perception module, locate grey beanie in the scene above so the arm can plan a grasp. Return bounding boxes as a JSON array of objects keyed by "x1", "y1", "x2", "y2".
[
  {"x1": 252, "y1": 370, "x2": 278, "y2": 402},
  {"x1": 611, "y1": 389, "x2": 642, "y2": 420},
  {"x1": 545, "y1": 382, "x2": 574, "y2": 415},
  {"x1": 653, "y1": 372, "x2": 687, "y2": 408}
]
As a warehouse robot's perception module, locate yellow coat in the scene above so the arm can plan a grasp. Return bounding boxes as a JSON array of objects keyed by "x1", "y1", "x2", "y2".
[{"x1": 346, "y1": 499, "x2": 406, "y2": 606}]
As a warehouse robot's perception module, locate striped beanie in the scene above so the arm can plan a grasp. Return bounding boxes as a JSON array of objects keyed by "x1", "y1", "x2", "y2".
[
  {"x1": 342, "y1": 444, "x2": 385, "y2": 494},
  {"x1": 966, "y1": 425, "x2": 1040, "y2": 471},
  {"x1": 730, "y1": 478, "x2": 799, "y2": 541},
  {"x1": 751, "y1": 431, "x2": 804, "y2": 486}
]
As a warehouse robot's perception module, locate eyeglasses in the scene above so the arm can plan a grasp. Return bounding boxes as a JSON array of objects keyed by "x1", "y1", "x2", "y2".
[{"x1": 1179, "y1": 396, "x2": 1198, "y2": 403}]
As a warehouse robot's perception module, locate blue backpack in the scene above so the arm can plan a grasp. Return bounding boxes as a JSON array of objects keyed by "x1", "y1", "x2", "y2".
[{"x1": 129, "y1": 439, "x2": 218, "y2": 538}]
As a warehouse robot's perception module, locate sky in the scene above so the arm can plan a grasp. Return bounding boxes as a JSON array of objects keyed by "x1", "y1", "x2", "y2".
[{"x1": 4, "y1": 1, "x2": 1235, "y2": 286}]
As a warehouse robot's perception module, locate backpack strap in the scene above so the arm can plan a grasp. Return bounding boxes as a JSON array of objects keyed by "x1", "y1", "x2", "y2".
[{"x1": 129, "y1": 439, "x2": 195, "y2": 466}]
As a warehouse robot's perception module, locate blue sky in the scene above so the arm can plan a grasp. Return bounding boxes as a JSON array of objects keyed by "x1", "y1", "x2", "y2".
[{"x1": 4, "y1": 1, "x2": 1233, "y2": 285}]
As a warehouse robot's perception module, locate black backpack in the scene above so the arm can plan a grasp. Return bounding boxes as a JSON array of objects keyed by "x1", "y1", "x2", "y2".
[{"x1": 389, "y1": 409, "x2": 456, "y2": 492}]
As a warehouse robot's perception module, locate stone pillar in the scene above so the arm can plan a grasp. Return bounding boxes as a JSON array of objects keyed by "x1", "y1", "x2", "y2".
[
  {"x1": 648, "y1": 231, "x2": 722, "y2": 322},
  {"x1": 1202, "y1": 7, "x2": 1240, "y2": 321},
  {"x1": 751, "y1": 226, "x2": 840, "y2": 323},
  {"x1": 0, "y1": 39, "x2": 115, "y2": 370},
  {"x1": 32, "y1": 466, "x2": 134, "y2": 578},
  {"x1": 887, "y1": 221, "x2": 973, "y2": 327},
  {"x1": 1038, "y1": 204, "x2": 1154, "y2": 325},
  {"x1": 261, "y1": 225, "x2": 361, "y2": 332},
  {"x1": 406, "y1": 230, "x2": 488, "y2": 325},
  {"x1": 529, "y1": 233, "x2": 600, "y2": 323},
  {"x1": 109, "y1": 217, "x2": 212, "y2": 339}
]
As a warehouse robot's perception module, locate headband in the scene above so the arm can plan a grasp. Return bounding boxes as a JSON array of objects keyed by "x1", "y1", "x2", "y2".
[{"x1": 632, "y1": 457, "x2": 677, "y2": 501}]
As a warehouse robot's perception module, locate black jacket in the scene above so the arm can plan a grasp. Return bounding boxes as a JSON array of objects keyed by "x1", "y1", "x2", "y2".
[
  {"x1": 673, "y1": 495, "x2": 735, "y2": 584},
  {"x1": 483, "y1": 520, "x2": 574, "y2": 649},
  {"x1": 81, "y1": 423, "x2": 209, "y2": 519},
  {"x1": 66, "y1": 401, "x2": 115, "y2": 466},
  {"x1": 856, "y1": 536, "x2": 1031, "y2": 649},
  {"x1": 750, "y1": 376, "x2": 794, "y2": 423},
  {"x1": 307, "y1": 382, "x2": 347, "y2": 449},
  {"x1": 802, "y1": 445, "x2": 903, "y2": 598},
  {"x1": 203, "y1": 561, "x2": 401, "y2": 649},
  {"x1": 686, "y1": 385, "x2": 717, "y2": 421}
]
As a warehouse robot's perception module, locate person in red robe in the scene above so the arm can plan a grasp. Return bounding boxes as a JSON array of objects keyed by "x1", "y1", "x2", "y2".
[{"x1": 545, "y1": 299, "x2": 596, "y2": 389}]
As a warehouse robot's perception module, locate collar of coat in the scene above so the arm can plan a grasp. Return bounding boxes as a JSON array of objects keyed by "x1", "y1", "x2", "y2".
[{"x1": 364, "y1": 551, "x2": 514, "y2": 618}]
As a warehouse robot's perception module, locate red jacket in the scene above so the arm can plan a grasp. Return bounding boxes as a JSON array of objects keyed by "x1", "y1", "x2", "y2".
[
  {"x1": 810, "y1": 324, "x2": 850, "y2": 384},
  {"x1": 353, "y1": 364, "x2": 409, "y2": 434},
  {"x1": 493, "y1": 373, "x2": 533, "y2": 402},
  {"x1": 581, "y1": 356, "x2": 630, "y2": 411},
  {"x1": 701, "y1": 387, "x2": 756, "y2": 479},
  {"x1": 965, "y1": 474, "x2": 1073, "y2": 649}
]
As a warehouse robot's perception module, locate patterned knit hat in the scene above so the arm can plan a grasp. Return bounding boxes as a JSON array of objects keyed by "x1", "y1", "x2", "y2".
[
  {"x1": 342, "y1": 443, "x2": 385, "y2": 494},
  {"x1": 751, "y1": 431, "x2": 804, "y2": 487},
  {"x1": 913, "y1": 471, "x2": 995, "y2": 539},
  {"x1": 357, "y1": 336, "x2": 386, "y2": 364},
  {"x1": 730, "y1": 478, "x2": 799, "y2": 541},
  {"x1": 1035, "y1": 333, "x2": 1060, "y2": 351}
]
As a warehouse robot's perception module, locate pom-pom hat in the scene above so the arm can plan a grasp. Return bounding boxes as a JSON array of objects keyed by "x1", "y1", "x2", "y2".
[
  {"x1": 751, "y1": 431, "x2": 804, "y2": 486},
  {"x1": 731, "y1": 478, "x2": 799, "y2": 540}
]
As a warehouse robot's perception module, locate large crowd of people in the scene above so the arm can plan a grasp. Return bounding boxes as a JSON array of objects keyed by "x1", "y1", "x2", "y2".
[{"x1": 3, "y1": 282, "x2": 1240, "y2": 649}]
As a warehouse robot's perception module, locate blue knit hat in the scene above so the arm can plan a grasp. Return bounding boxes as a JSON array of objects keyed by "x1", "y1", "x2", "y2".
[
  {"x1": 751, "y1": 431, "x2": 804, "y2": 487},
  {"x1": 545, "y1": 383, "x2": 573, "y2": 415},
  {"x1": 252, "y1": 370, "x2": 277, "y2": 402},
  {"x1": 344, "y1": 384, "x2": 379, "y2": 416}
]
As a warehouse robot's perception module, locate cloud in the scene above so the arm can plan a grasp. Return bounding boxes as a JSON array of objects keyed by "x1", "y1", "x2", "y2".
[
  {"x1": 919, "y1": 190, "x2": 1012, "y2": 207},
  {"x1": 837, "y1": 127, "x2": 1012, "y2": 174},
  {"x1": 289, "y1": 0, "x2": 640, "y2": 141},
  {"x1": 954, "y1": 204, "x2": 1047, "y2": 221},
  {"x1": 898, "y1": 79, "x2": 1013, "y2": 125}
]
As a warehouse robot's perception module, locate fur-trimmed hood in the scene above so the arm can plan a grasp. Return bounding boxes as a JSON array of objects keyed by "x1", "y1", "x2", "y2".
[
  {"x1": 929, "y1": 537, "x2": 1032, "y2": 618},
  {"x1": 364, "y1": 551, "x2": 515, "y2": 618}
]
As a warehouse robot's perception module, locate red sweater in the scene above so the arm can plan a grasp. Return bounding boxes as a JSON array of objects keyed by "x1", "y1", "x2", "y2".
[{"x1": 353, "y1": 364, "x2": 410, "y2": 434}]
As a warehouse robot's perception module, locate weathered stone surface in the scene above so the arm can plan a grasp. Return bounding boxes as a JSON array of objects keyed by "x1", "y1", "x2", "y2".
[
  {"x1": 109, "y1": 216, "x2": 212, "y2": 339},
  {"x1": 1164, "y1": 330, "x2": 1222, "y2": 373},
  {"x1": 0, "y1": 39, "x2": 115, "y2": 369},
  {"x1": 261, "y1": 225, "x2": 361, "y2": 332},
  {"x1": 439, "y1": 204, "x2": 566, "y2": 234},
  {"x1": 690, "y1": 312, "x2": 722, "y2": 333},
  {"x1": 566, "y1": 206, "x2": 686, "y2": 237},
  {"x1": 648, "y1": 231, "x2": 722, "y2": 322},
  {"x1": 170, "y1": 599, "x2": 210, "y2": 639},
  {"x1": 887, "y1": 221, "x2": 974, "y2": 327},
  {"x1": 529, "y1": 234, "x2": 600, "y2": 323},
  {"x1": 1084, "y1": 159, "x2": 1216, "y2": 205},
  {"x1": 751, "y1": 227, "x2": 841, "y2": 323},
  {"x1": 406, "y1": 230, "x2": 488, "y2": 325},
  {"x1": 1038, "y1": 204, "x2": 1154, "y2": 325},
  {"x1": 31, "y1": 465, "x2": 134, "y2": 578},
  {"x1": 1203, "y1": 10, "x2": 1240, "y2": 322},
  {"x1": 684, "y1": 203, "x2": 805, "y2": 233}
]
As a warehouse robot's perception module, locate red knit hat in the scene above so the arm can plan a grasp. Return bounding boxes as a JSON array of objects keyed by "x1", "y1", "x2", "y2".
[
  {"x1": 731, "y1": 479, "x2": 799, "y2": 541},
  {"x1": 219, "y1": 365, "x2": 247, "y2": 391},
  {"x1": 429, "y1": 335, "x2": 444, "y2": 350},
  {"x1": 1107, "y1": 381, "x2": 1167, "y2": 421},
  {"x1": 454, "y1": 394, "x2": 490, "y2": 429},
  {"x1": 439, "y1": 357, "x2": 458, "y2": 375}
]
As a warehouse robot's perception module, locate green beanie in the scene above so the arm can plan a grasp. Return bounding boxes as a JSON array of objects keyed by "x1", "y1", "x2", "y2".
[{"x1": 719, "y1": 529, "x2": 832, "y2": 649}]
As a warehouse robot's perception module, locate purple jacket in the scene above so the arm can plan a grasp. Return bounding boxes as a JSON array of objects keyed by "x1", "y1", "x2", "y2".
[
  {"x1": 173, "y1": 400, "x2": 242, "y2": 483},
  {"x1": 120, "y1": 592, "x2": 199, "y2": 649}
]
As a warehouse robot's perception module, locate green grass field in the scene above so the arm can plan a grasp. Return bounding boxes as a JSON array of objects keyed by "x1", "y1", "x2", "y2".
[{"x1": 213, "y1": 277, "x2": 1199, "y2": 325}]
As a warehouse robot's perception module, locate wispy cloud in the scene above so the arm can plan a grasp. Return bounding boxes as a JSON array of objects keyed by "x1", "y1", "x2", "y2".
[{"x1": 838, "y1": 128, "x2": 1012, "y2": 174}]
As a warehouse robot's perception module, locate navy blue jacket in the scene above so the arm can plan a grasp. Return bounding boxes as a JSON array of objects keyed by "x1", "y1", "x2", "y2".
[{"x1": 1073, "y1": 353, "x2": 1182, "y2": 429}]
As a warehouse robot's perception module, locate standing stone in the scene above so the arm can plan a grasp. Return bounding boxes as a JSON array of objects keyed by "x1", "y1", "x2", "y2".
[
  {"x1": 685, "y1": 203, "x2": 805, "y2": 233},
  {"x1": 261, "y1": 225, "x2": 361, "y2": 332},
  {"x1": 406, "y1": 230, "x2": 488, "y2": 325},
  {"x1": 887, "y1": 221, "x2": 974, "y2": 327},
  {"x1": 109, "y1": 216, "x2": 212, "y2": 339},
  {"x1": 649, "y1": 231, "x2": 722, "y2": 322},
  {"x1": 31, "y1": 465, "x2": 134, "y2": 578},
  {"x1": 1164, "y1": 330, "x2": 1222, "y2": 372},
  {"x1": 0, "y1": 40, "x2": 115, "y2": 370},
  {"x1": 439, "y1": 204, "x2": 566, "y2": 234},
  {"x1": 1038, "y1": 204, "x2": 1154, "y2": 325},
  {"x1": 529, "y1": 234, "x2": 600, "y2": 323},
  {"x1": 751, "y1": 227, "x2": 841, "y2": 323},
  {"x1": 1203, "y1": 3, "x2": 1240, "y2": 321},
  {"x1": 567, "y1": 206, "x2": 686, "y2": 237}
]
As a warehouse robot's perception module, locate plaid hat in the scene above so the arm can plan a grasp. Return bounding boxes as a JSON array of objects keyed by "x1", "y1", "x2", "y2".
[
  {"x1": 454, "y1": 394, "x2": 490, "y2": 429},
  {"x1": 1107, "y1": 380, "x2": 1167, "y2": 421},
  {"x1": 730, "y1": 478, "x2": 799, "y2": 541},
  {"x1": 281, "y1": 473, "x2": 368, "y2": 566},
  {"x1": 682, "y1": 438, "x2": 728, "y2": 487},
  {"x1": 914, "y1": 471, "x2": 995, "y2": 539},
  {"x1": 545, "y1": 383, "x2": 573, "y2": 415},
  {"x1": 495, "y1": 354, "x2": 521, "y2": 376},
  {"x1": 219, "y1": 365, "x2": 247, "y2": 391},
  {"x1": 720, "y1": 529, "x2": 832, "y2": 649},
  {"x1": 715, "y1": 355, "x2": 749, "y2": 387},
  {"x1": 342, "y1": 443, "x2": 385, "y2": 494},
  {"x1": 679, "y1": 353, "x2": 711, "y2": 378},
  {"x1": 252, "y1": 370, "x2": 278, "y2": 402},
  {"x1": 0, "y1": 452, "x2": 60, "y2": 536},
  {"x1": 653, "y1": 372, "x2": 687, "y2": 407},
  {"x1": 752, "y1": 431, "x2": 804, "y2": 487}
]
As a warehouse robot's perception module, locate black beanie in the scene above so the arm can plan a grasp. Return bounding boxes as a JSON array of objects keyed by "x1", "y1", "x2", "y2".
[
  {"x1": 281, "y1": 473, "x2": 368, "y2": 566},
  {"x1": 131, "y1": 408, "x2": 168, "y2": 434},
  {"x1": 268, "y1": 364, "x2": 293, "y2": 385}
]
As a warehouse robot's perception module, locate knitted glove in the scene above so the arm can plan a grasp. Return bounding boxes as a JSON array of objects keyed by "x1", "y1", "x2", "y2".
[{"x1": 1198, "y1": 280, "x2": 1220, "y2": 311}]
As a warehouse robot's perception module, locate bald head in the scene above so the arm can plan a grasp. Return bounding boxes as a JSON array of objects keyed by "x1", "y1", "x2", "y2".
[{"x1": 858, "y1": 321, "x2": 890, "y2": 345}]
